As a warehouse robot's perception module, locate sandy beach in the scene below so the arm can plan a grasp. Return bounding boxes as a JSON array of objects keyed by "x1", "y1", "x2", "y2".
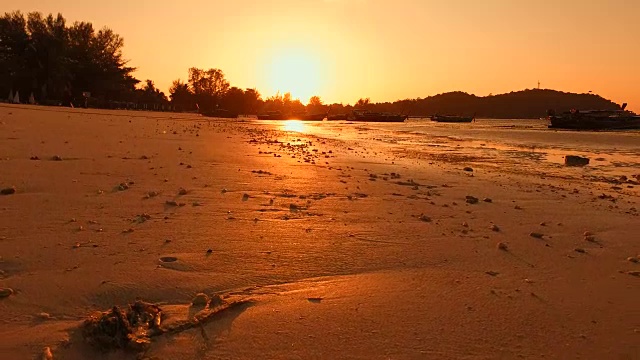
[{"x1": 0, "y1": 104, "x2": 638, "y2": 359}]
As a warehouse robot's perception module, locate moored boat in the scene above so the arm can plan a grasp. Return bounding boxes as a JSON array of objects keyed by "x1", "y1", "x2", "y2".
[
  {"x1": 430, "y1": 114, "x2": 474, "y2": 123},
  {"x1": 200, "y1": 109, "x2": 238, "y2": 118},
  {"x1": 347, "y1": 109, "x2": 407, "y2": 122},
  {"x1": 548, "y1": 103, "x2": 640, "y2": 130},
  {"x1": 327, "y1": 114, "x2": 348, "y2": 121},
  {"x1": 257, "y1": 111, "x2": 285, "y2": 120},
  {"x1": 298, "y1": 113, "x2": 327, "y2": 121}
]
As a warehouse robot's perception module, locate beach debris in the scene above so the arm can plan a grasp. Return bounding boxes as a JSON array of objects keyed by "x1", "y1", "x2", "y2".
[
  {"x1": 465, "y1": 196, "x2": 479, "y2": 204},
  {"x1": 159, "y1": 256, "x2": 177, "y2": 263},
  {"x1": 0, "y1": 287, "x2": 14, "y2": 298},
  {"x1": 0, "y1": 186, "x2": 16, "y2": 195},
  {"x1": 37, "y1": 312, "x2": 52, "y2": 320},
  {"x1": 514, "y1": 205, "x2": 523, "y2": 210},
  {"x1": 41, "y1": 346, "x2": 53, "y2": 360},
  {"x1": 221, "y1": 188, "x2": 228, "y2": 194},
  {"x1": 117, "y1": 183, "x2": 129, "y2": 191},
  {"x1": 565, "y1": 155, "x2": 590, "y2": 167},
  {"x1": 51, "y1": 155, "x2": 63, "y2": 161},
  {"x1": 192, "y1": 293, "x2": 210, "y2": 307},
  {"x1": 497, "y1": 242, "x2": 508, "y2": 251},
  {"x1": 530, "y1": 232, "x2": 544, "y2": 239},
  {"x1": 82, "y1": 301, "x2": 161, "y2": 351},
  {"x1": 463, "y1": 167, "x2": 474, "y2": 172},
  {"x1": 491, "y1": 224, "x2": 500, "y2": 232},
  {"x1": 307, "y1": 297, "x2": 323, "y2": 303},
  {"x1": 418, "y1": 214, "x2": 432, "y2": 222},
  {"x1": 134, "y1": 214, "x2": 152, "y2": 223}
]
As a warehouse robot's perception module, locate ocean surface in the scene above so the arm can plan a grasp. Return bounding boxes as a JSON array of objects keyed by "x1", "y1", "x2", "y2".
[{"x1": 250, "y1": 118, "x2": 640, "y2": 182}]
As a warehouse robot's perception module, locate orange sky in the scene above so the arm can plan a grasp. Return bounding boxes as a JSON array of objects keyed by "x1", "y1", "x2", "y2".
[{"x1": 9, "y1": 0, "x2": 640, "y2": 110}]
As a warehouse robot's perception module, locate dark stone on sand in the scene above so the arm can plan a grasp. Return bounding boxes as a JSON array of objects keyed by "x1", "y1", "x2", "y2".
[
  {"x1": 30, "y1": 156, "x2": 39, "y2": 160},
  {"x1": 0, "y1": 288, "x2": 14, "y2": 298},
  {"x1": 463, "y1": 167, "x2": 473, "y2": 172},
  {"x1": 483, "y1": 198, "x2": 493, "y2": 203},
  {"x1": 51, "y1": 155, "x2": 63, "y2": 161},
  {"x1": 159, "y1": 256, "x2": 177, "y2": 263},
  {"x1": 465, "y1": 196, "x2": 479, "y2": 204},
  {"x1": 565, "y1": 155, "x2": 590, "y2": 167},
  {"x1": 192, "y1": 293, "x2": 209, "y2": 307},
  {"x1": 530, "y1": 232, "x2": 544, "y2": 239},
  {"x1": 497, "y1": 242, "x2": 508, "y2": 251},
  {"x1": 1, "y1": 186, "x2": 16, "y2": 195}
]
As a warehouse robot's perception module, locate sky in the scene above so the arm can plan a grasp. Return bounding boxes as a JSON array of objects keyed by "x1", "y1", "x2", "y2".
[{"x1": 5, "y1": 0, "x2": 640, "y2": 109}]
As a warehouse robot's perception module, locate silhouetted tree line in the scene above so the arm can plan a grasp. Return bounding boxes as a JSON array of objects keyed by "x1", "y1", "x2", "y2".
[
  {"x1": 0, "y1": 11, "x2": 153, "y2": 107},
  {"x1": 1, "y1": 11, "x2": 622, "y2": 117}
]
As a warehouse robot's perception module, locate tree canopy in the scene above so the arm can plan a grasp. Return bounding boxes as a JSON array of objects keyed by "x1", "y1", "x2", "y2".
[{"x1": 0, "y1": 10, "x2": 139, "y2": 104}]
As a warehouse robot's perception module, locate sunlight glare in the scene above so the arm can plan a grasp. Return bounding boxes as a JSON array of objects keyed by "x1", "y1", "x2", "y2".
[
  {"x1": 268, "y1": 47, "x2": 322, "y2": 102},
  {"x1": 282, "y1": 120, "x2": 306, "y2": 133}
]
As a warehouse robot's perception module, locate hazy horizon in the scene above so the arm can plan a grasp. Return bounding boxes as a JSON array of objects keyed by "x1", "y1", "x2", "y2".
[{"x1": 7, "y1": 0, "x2": 640, "y2": 110}]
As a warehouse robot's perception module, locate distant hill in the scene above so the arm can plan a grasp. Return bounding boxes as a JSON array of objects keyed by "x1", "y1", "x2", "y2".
[{"x1": 400, "y1": 89, "x2": 622, "y2": 119}]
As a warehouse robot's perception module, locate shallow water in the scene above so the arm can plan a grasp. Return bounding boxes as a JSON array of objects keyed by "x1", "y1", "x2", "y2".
[{"x1": 251, "y1": 118, "x2": 640, "y2": 184}]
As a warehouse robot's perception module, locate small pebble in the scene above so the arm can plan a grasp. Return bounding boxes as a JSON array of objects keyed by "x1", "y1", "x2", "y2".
[
  {"x1": 0, "y1": 288, "x2": 14, "y2": 298},
  {"x1": 490, "y1": 224, "x2": 500, "y2": 232},
  {"x1": 42, "y1": 346, "x2": 53, "y2": 360},
  {"x1": 0, "y1": 186, "x2": 16, "y2": 195},
  {"x1": 497, "y1": 242, "x2": 508, "y2": 251},
  {"x1": 192, "y1": 293, "x2": 210, "y2": 307},
  {"x1": 530, "y1": 232, "x2": 544, "y2": 239}
]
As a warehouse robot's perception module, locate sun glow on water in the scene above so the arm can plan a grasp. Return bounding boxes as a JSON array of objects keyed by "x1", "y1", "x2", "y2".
[{"x1": 282, "y1": 120, "x2": 306, "y2": 133}]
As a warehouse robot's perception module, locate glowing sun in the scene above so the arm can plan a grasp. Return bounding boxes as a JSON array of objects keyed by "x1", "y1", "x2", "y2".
[{"x1": 267, "y1": 48, "x2": 322, "y2": 102}]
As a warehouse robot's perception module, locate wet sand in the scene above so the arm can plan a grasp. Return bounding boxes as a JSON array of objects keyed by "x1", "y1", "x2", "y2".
[{"x1": 0, "y1": 104, "x2": 638, "y2": 359}]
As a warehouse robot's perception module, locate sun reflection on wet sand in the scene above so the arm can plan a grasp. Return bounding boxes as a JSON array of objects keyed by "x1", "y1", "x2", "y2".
[{"x1": 282, "y1": 120, "x2": 306, "y2": 133}]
